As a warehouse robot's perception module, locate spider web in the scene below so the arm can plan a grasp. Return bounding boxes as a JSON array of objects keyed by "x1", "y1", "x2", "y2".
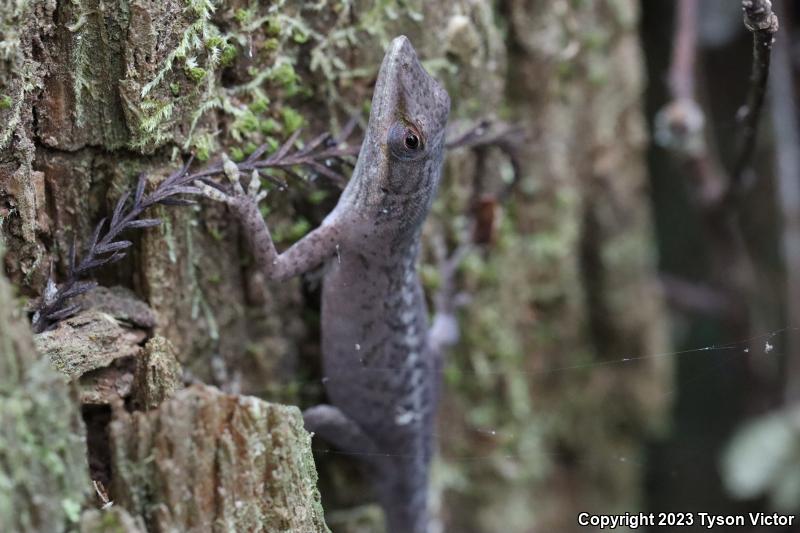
[{"x1": 306, "y1": 325, "x2": 797, "y2": 464}]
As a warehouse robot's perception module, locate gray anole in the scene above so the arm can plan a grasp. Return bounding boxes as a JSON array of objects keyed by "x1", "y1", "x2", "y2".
[{"x1": 197, "y1": 35, "x2": 453, "y2": 533}]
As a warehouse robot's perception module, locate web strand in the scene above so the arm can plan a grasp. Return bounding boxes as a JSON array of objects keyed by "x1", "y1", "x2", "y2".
[{"x1": 305, "y1": 326, "x2": 796, "y2": 465}]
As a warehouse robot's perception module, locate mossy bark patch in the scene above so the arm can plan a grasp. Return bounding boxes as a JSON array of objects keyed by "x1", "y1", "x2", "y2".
[
  {"x1": 109, "y1": 383, "x2": 330, "y2": 532},
  {"x1": 0, "y1": 257, "x2": 91, "y2": 532}
]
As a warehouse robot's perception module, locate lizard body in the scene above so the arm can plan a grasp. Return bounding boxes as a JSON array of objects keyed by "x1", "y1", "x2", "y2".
[{"x1": 199, "y1": 36, "x2": 451, "y2": 533}]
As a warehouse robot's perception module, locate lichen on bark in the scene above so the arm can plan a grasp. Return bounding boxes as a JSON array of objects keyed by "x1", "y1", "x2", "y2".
[
  {"x1": 109, "y1": 383, "x2": 330, "y2": 533},
  {"x1": 0, "y1": 249, "x2": 91, "y2": 532}
]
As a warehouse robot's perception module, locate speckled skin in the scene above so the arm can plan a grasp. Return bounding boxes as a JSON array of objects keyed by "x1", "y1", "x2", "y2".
[{"x1": 204, "y1": 36, "x2": 450, "y2": 533}]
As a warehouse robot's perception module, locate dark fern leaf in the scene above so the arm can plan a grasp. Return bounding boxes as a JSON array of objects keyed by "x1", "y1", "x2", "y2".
[
  {"x1": 60, "y1": 281, "x2": 98, "y2": 300},
  {"x1": 158, "y1": 197, "x2": 196, "y2": 206},
  {"x1": 126, "y1": 218, "x2": 162, "y2": 229},
  {"x1": 46, "y1": 304, "x2": 82, "y2": 322},
  {"x1": 87, "y1": 218, "x2": 107, "y2": 255},
  {"x1": 273, "y1": 129, "x2": 303, "y2": 162},
  {"x1": 94, "y1": 240, "x2": 133, "y2": 255},
  {"x1": 111, "y1": 191, "x2": 130, "y2": 229},
  {"x1": 245, "y1": 143, "x2": 271, "y2": 164},
  {"x1": 135, "y1": 173, "x2": 147, "y2": 205},
  {"x1": 105, "y1": 251, "x2": 128, "y2": 265}
]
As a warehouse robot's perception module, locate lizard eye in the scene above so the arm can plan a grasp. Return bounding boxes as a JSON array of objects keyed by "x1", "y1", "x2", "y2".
[
  {"x1": 404, "y1": 132, "x2": 419, "y2": 149},
  {"x1": 388, "y1": 122, "x2": 425, "y2": 160}
]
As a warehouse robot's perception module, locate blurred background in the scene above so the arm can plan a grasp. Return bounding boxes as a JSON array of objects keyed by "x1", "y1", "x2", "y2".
[
  {"x1": 641, "y1": 0, "x2": 798, "y2": 529},
  {"x1": 1, "y1": 0, "x2": 799, "y2": 532}
]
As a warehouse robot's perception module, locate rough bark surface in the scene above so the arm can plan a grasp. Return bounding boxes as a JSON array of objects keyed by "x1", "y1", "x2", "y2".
[
  {"x1": 437, "y1": 3, "x2": 670, "y2": 531},
  {"x1": 35, "y1": 309, "x2": 147, "y2": 380},
  {"x1": 131, "y1": 335, "x2": 183, "y2": 411},
  {"x1": 1, "y1": 0, "x2": 669, "y2": 531},
  {"x1": 0, "y1": 256, "x2": 91, "y2": 532},
  {"x1": 109, "y1": 383, "x2": 330, "y2": 533}
]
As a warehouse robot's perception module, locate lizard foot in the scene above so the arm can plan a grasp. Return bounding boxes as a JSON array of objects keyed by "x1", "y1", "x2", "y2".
[
  {"x1": 194, "y1": 154, "x2": 268, "y2": 208},
  {"x1": 303, "y1": 404, "x2": 379, "y2": 457}
]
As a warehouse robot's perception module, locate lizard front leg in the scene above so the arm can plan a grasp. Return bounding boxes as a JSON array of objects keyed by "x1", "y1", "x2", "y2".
[
  {"x1": 196, "y1": 158, "x2": 340, "y2": 281},
  {"x1": 303, "y1": 404, "x2": 380, "y2": 457}
]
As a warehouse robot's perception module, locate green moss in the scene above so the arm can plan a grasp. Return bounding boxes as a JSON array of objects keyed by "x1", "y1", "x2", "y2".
[
  {"x1": 273, "y1": 217, "x2": 311, "y2": 243},
  {"x1": 308, "y1": 190, "x2": 329, "y2": 205},
  {"x1": 262, "y1": 37, "x2": 279, "y2": 52},
  {"x1": 292, "y1": 28, "x2": 310, "y2": 44},
  {"x1": 0, "y1": 95, "x2": 11, "y2": 110},
  {"x1": 185, "y1": 66, "x2": 207, "y2": 83},
  {"x1": 230, "y1": 146, "x2": 244, "y2": 161},
  {"x1": 1, "y1": 262, "x2": 91, "y2": 531},
  {"x1": 245, "y1": 112, "x2": 263, "y2": 132},
  {"x1": 249, "y1": 97, "x2": 269, "y2": 113},
  {"x1": 583, "y1": 30, "x2": 609, "y2": 51},
  {"x1": 263, "y1": 16, "x2": 281, "y2": 36},
  {"x1": 220, "y1": 44, "x2": 238, "y2": 66},
  {"x1": 271, "y1": 61, "x2": 298, "y2": 87},
  {"x1": 234, "y1": 8, "x2": 253, "y2": 24},
  {"x1": 205, "y1": 35, "x2": 224, "y2": 49},
  {"x1": 281, "y1": 107, "x2": 303, "y2": 133},
  {"x1": 191, "y1": 132, "x2": 214, "y2": 161},
  {"x1": 129, "y1": 98, "x2": 174, "y2": 150},
  {"x1": 258, "y1": 117, "x2": 278, "y2": 135},
  {"x1": 116, "y1": 0, "x2": 398, "y2": 157},
  {"x1": 264, "y1": 137, "x2": 279, "y2": 151}
]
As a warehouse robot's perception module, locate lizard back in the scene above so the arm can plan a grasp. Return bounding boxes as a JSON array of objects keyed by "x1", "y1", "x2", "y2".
[{"x1": 318, "y1": 35, "x2": 450, "y2": 533}]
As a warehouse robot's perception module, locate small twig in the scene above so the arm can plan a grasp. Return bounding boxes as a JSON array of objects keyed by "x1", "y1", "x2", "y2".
[
  {"x1": 669, "y1": 0, "x2": 699, "y2": 101},
  {"x1": 92, "y1": 480, "x2": 114, "y2": 509},
  {"x1": 659, "y1": 0, "x2": 779, "y2": 210},
  {"x1": 446, "y1": 119, "x2": 526, "y2": 204},
  {"x1": 656, "y1": 0, "x2": 729, "y2": 208},
  {"x1": 428, "y1": 120, "x2": 525, "y2": 334},
  {"x1": 729, "y1": 0, "x2": 779, "y2": 197},
  {"x1": 767, "y1": 2, "x2": 800, "y2": 403},
  {"x1": 656, "y1": 0, "x2": 762, "y2": 332}
]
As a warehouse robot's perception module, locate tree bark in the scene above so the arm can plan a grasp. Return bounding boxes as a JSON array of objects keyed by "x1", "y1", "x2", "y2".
[
  {"x1": 110, "y1": 384, "x2": 329, "y2": 533},
  {"x1": 438, "y1": 3, "x2": 670, "y2": 531},
  {"x1": 1, "y1": 1, "x2": 670, "y2": 532},
  {"x1": 0, "y1": 251, "x2": 91, "y2": 532}
]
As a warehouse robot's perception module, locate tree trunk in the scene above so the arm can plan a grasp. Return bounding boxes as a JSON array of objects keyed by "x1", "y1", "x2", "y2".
[
  {"x1": 438, "y1": 2, "x2": 670, "y2": 531},
  {"x1": 1, "y1": 1, "x2": 669, "y2": 532},
  {"x1": 0, "y1": 250, "x2": 91, "y2": 532}
]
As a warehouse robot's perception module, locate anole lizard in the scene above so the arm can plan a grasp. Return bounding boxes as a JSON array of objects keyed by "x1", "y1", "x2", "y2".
[{"x1": 198, "y1": 35, "x2": 453, "y2": 533}]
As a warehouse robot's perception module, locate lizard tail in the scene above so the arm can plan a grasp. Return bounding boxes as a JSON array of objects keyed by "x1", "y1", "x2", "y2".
[
  {"x1": 381, "y1": 487, "x2": 430, "y2": 533},
  {"x1": 377, "y1": 460, "x2": 432, "y2": 533}
]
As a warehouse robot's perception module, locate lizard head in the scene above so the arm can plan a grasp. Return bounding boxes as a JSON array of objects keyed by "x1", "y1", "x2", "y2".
[{"x1": 341, "y1": 36, "x2": 451, "y2": 239}]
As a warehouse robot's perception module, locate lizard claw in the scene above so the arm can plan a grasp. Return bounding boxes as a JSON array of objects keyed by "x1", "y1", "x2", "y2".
[
  {"x1": 247, "y1": 170, "x2": 269, "y2": 203},
  {"x1": 194, "y1": 180, "x2": 233, "y2": 205},
  {"x1": 195, "y1": 163, "x2": 268, "y2": 208},
  {"x1": 222, "y1": 154, "x2": 245, "y2": 195}
]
